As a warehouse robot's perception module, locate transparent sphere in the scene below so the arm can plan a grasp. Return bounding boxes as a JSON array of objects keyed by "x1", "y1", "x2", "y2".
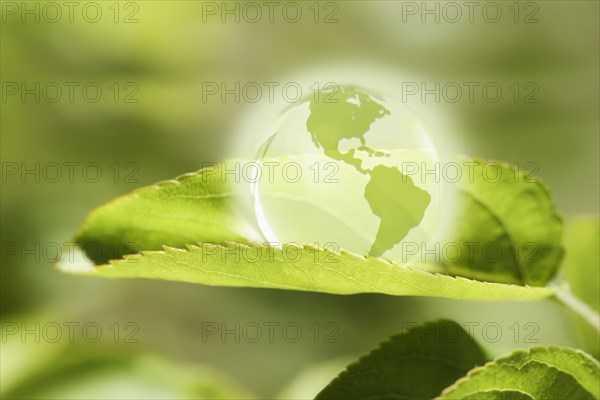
[{"x1": 251, "y1": 85, "x2": 443, "y2": 263}]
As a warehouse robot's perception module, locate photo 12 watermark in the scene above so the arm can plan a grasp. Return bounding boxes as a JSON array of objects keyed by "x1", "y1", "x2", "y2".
[
  {"x1": 400, "y1": 321, "x2": 540, "y2": 344},
  {"x1": 1, "y1": 82, "x2": 140, "y2": 104},
  {"x1": 399, "y1": 1, "x2": 540, "y2": 24},
  {"x1": 398, "y1": 81, "x2": 540, "y2": 104},
  {"x1": 399, "y1": 241, "x2": 540, "y2": 265},
  {"x1": 1, "y1": 321, "x2": 140, "y2": 343},
  {"x1": 1, "y1": 1, "x2": 140, "y2": 24},
  {"x1": 201, "y1": 81, "x2": 340, "y2": 104},
  {"x1": 1, "y1": 241, "x2": 140, "y2": 264},
  {"x1": 201, "y1": 1, "x2": 339, "y2": 24},
  {"x1": 1, "y1": 161, "x2": 140, "y2": 184},
  {"x1": 196, "y1": 242, "x2": 341, "y2": 264},
  {"x1": 200, "y1": 321, "x2": 339, "y2": 344}
]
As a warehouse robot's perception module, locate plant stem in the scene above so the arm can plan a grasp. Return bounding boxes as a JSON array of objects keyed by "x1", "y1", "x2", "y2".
[{"x1": 552, "y1": 285, "x2": 600, "y2": 333}]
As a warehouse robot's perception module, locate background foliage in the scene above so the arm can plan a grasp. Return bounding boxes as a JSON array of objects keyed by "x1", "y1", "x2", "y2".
[{"x1": 1, "y1": 1, "x2": 598, "y2": 398}]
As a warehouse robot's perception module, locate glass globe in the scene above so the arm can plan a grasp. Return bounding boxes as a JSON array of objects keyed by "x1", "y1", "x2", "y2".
[{"x1": 251, "y1": 85, "x2": 443, "y2": 264}]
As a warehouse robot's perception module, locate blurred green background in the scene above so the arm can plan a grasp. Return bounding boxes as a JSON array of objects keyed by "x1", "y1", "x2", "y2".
[{"x1": 1, "y1": 1, "x2": 599, "y2": 398}]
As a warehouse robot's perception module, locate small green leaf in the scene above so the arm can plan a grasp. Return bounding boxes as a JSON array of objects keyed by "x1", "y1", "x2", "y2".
[
  {"x1": 315, "y1": 320, "x2": 487, "y2": 400},
  {"x1": 439, "y1": 346, "x2": 599, "y2": 400},
  {"x1": 438, "y1": 158, "x2": 563, "y2": 286}
]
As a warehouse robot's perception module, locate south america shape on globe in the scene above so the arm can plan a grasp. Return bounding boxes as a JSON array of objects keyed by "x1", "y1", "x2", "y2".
[{"x1": 305, "y1": 86, "x2": 431, "y2": 256}]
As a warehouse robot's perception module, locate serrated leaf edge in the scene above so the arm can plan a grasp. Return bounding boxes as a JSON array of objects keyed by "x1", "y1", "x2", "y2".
[
  {"x1": 437, "y1": 345, "x2": 600, "y2": 399},
  {"x1": 58, "y1": 242, "x2": 556, "y2": 300}
]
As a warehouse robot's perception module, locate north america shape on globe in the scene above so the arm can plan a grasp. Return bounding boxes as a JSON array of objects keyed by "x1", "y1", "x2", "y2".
[{"x1": 305, "y1": 86, "x2": 431, "y2": 256}]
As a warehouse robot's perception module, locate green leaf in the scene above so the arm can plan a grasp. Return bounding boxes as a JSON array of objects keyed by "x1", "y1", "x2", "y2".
[
  {"x1": 438, "y1": 158, "x2": 563, "y2": 286},
  {"x1": 74, "y1": 161, "x2": 259, "y2": 264},
  {"x1": 63, "y1": 156, "x2": 562, "y2": 299},
  {"x1": 315, "y1": 320, "x2": 487, "y2": 400},
  {"x1": 64, "y1": 242, "x2": 554, "y2": 300},
  {"x1": 439, "y1": 346, "x2": 600, "y2": 400}
]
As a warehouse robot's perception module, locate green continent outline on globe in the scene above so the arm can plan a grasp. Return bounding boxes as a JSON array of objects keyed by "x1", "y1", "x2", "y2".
[{"x1": 304, "y1": 86, "x2": 431, "y2": 256}]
